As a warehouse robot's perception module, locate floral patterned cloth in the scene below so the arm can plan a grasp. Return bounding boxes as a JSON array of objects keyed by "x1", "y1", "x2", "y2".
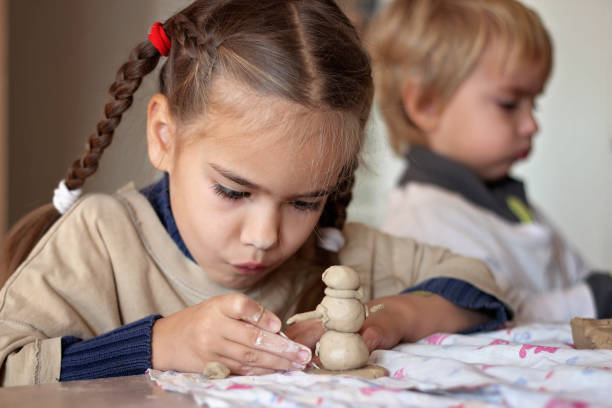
[{"x1": 148, "y1": 323, "x2": 612, "y2": 407}]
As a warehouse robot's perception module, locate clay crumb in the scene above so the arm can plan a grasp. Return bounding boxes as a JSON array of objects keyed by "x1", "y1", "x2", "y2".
[{"x1": 203, "y1": 361, "x2": 231, "y2": 379}]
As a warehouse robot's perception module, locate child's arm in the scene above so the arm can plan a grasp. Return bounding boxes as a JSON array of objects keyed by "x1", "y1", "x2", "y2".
[
  {"x1": 151, "y1": 293, "x2": 312, "y2": 375},
  {"x1": 359, "y1": 292, "x2": 489, "y2": 350},
  {"x1": 287, "y1": 289, "x2": 493, "y2": 351},
  {"x1": 286, "y1": 223, "x2": 512, "y2": 351}
]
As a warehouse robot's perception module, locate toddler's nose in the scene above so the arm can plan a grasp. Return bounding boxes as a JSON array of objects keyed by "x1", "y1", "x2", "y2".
[{"x1": 520, "y1": 109, "x2": 539, "y2": 138}]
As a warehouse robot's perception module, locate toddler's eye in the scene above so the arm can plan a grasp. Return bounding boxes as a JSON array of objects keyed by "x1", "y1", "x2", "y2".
[
  {"x1": 291, "y1": 200, "x2": 322, "y2": 212},
  {"x1": 498, "y1": 100, "x2": 518, "y2": 111},
  {"x1": 213, "y1": 183, "x2": 250, "y2": 200}
]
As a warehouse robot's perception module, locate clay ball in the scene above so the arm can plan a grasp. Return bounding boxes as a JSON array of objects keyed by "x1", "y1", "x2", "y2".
[
  {"x1": 319, "y1": 296, "x2": 365, "y2": 332},
  {"x1": 317, "y1": 331, "x2": 369, "y2": 371},
  {"x1": 322, "y1": 265, "x2": 360, "y2": 290}
]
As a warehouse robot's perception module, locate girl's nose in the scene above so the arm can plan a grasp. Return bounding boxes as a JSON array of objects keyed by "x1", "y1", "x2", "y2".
[{"x1": 240, "y1": 205, "x2": 279, "y2": 251}]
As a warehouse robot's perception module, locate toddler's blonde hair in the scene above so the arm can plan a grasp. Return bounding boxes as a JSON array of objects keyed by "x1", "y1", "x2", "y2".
[{"x1": 368, "y1": 0, "x2": 553, "y2": 154}]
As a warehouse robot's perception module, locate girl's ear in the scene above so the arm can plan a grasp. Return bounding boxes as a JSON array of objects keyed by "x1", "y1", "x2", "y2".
[
  {"x1": 401, "y1": 81, "x2": 442, "y2": 134},
  {"x1": 146, "y1": 93, "x2": 176, "y2": 172}
]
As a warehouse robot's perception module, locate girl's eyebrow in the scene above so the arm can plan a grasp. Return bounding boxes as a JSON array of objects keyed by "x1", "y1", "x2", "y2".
[
  {"x1": 209, "y1": 163, "x2": 334, "y2": 198},
  {"x1": 210, "y1": 163, "x2": 259, "y2": 189},
  {"x1": 294, "y1": 189, "x2": 334, "y2": 199}
]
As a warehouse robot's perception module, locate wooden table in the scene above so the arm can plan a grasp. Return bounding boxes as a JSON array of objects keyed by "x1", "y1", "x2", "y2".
[{"x1": 0, "y1": 375, "x2": 199, "y2": 407}]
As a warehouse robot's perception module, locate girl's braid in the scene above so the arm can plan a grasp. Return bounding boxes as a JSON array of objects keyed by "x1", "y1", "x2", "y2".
[
  {"x1": 1, "y1": 36, "x2": 165, "y2": 285},
  {"x1": 318, "y1": 164, "x2": 357, "y2": 230},
  {"x1": 64, "y1": 42, "x2": 161, "y2": 189},
  {"x1": 169, "y1": 14, "x2": 221, "y2": 53}
]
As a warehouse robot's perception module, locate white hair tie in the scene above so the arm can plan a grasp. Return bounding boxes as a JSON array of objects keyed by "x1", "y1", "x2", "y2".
[
  {"x1": 53, "y1": 180, "x2": 82, "y2": 214},
  {"x1": 317, "y1": 227, "x2": 345, "y2": 252}
]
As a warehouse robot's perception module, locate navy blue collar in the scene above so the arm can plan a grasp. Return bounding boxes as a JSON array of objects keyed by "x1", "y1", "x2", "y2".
[
  {"x1": 140, "y1": 173, "x2": 195, "y2": 262},
  {"x1": 399, "y1": 146, "x2": 530, "y2": 223}
]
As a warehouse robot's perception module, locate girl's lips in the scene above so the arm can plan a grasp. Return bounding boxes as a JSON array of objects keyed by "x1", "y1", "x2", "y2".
[{"x1": 233, "y1": 263, "x2": 267, "y2": 276}]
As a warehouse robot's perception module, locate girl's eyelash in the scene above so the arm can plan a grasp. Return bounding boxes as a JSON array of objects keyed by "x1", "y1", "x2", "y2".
[
  {"x1": 291, "y1": 200, "x2": 322, "y2": 212},
  {"x1": 213, "y1": 183, "x2": 250, "y2": 200},
  {"x1": 213, "y1": 183, "x2": 322, "y2": 211}
]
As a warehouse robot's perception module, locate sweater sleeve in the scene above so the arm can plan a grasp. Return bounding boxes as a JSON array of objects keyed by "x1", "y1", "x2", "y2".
[
  {"x1": 60, "y1": 314, "x2": 162, "y2": 381},
  {"x1": 402, "y1": 278, "x2": 510, "y2": 333},
  {"x1": 1, "y1": 194, "x2": 168, "y2": 386}
]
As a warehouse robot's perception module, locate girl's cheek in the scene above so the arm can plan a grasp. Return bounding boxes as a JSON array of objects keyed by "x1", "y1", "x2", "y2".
[{"x1": 285, "y1": 214, "x2": 316, "y2": 240}]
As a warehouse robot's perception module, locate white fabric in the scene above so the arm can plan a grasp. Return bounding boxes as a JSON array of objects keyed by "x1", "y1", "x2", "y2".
[
  {"x1": 518, "y1": 282, "x2": 595, "y2": 322},
  {"x1": 149, "y1": 323, "x2": 612, "y2": 407},
  {"x1": 52, "y1": 180, "x2": 82, "y2": 214},
  {"x1": 316, "y1": 227, "x2": 345, "y2": 252},
  {"x1": 380, "y1": 183, "x2": 596, "y2": 323}
]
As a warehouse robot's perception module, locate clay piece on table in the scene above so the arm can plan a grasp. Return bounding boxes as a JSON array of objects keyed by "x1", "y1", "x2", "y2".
[
  {"x1": 571, "y1": 317, "x2": 612, "y2": 349},
  {"x1": 287, "y1": 265, "x2": 387, "y2": 379},
  {"x1": 202, "y1": 361, "x2": 231, "y2": 379}
]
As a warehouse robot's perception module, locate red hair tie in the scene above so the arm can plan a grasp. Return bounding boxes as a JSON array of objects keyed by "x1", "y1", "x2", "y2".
[{"x1": 148, "y1": 22, "x2": 171, "y2": 56}]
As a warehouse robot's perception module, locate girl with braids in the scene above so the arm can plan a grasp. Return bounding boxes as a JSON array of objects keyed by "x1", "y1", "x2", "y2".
[{"x1": 0, "y1": 0, "x2": 510, "y2": 386}]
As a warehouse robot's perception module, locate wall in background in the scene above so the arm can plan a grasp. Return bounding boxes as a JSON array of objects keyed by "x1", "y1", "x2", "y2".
[
  {"x1": 349, "y1": 0, "x2": 612, "y2": 269},
  {"x1": 7, "y1": 0, "x2": 193, "y2": 226},
  {"x1": 515, "y1": 0, "x2": 612, "y2": 269},
  {"x1": 0, "y1": 0, "x2": 6, "y2": 249}
]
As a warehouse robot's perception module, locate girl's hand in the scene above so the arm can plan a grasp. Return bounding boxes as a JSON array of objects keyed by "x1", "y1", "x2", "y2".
[
  {"x1": 151, "y1": 294, "x2": 312, "y2": 376},
  {"x1": 286, "y1": 293, "x2": 489, "y2": 355},
  {"x1": 285, "y1": 296, "x2": 413, "y2": 352},
  {"x1": 285, "y1": 296, "x2": 424, "y2": 352},
  {"x1": 360, "y1": 295, "x2": 414, "y2": 352},
  {"x1": 284, "y1": 318, "x2": 325, "y2": 350},
  {"x1": 361, "y1": 293, "x2": 490, "y2": 352}
]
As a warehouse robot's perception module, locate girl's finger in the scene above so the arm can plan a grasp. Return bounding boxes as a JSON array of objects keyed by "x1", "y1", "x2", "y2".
[
  {"x1": 219, "y1": 294, "x2": 281, "y2": 332},
  {"x1": 205, "y1": 355, "x2": 277, "y2": 377},
  {"x1": 360, "y1": 326, "x2": 384, "y2": 352},
  {"x1": 218, "y1": 338, "x2": 308, "y2": 372},
  {"x1": 224, "y1": 319, "x2": 312, "y2": 365},
  {"x1": 285, "y1": 320, "x2": 325, "y2": 349}
]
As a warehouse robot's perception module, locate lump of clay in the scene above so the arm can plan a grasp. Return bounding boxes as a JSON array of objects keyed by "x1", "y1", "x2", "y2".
[
  {"x1": 316, "y1": 331, "x2": 369, "y2": 371},
  {"x1": 571, "y1": 317, "x2": 612, "y2": 349},
  {"x1": 203, "y1": 361, "x2": 230, "y2": 379}
]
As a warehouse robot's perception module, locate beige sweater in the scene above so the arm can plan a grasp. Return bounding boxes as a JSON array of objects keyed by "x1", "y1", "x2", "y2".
[{"x1": 0, "y1": 184, "x2": 508, "y2": 386}]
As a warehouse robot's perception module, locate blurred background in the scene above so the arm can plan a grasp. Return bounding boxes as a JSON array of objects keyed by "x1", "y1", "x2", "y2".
[{"x1": 0, "y1": 0, "x2": 610, "y2": 269}]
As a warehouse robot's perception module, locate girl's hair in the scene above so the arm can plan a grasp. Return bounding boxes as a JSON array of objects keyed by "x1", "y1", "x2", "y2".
[
  {"x1": 1, "y1": 0, "x2": 373, "y2": 295},
  {"x1": 368, "y1": 0, "x2": 553, "y2": 154}
]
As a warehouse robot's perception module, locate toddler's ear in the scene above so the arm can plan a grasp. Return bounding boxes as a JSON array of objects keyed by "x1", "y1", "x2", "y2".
[
  {"x1": 401, "y1": 81, "x2": 441, "y2": 134},
  {"x1": 146, "y1": 93, "x2": 176, "y2": 172}
]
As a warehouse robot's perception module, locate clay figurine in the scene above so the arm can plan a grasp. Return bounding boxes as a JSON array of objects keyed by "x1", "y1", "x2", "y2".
[{"x1": 287, "y1": 265, "x2": 388, "y2": 378}]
